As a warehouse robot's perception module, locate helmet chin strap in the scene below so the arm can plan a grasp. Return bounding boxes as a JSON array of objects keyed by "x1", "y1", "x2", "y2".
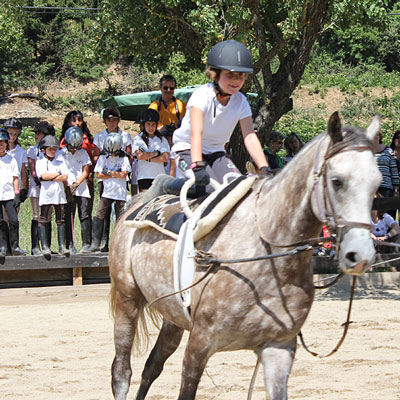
[{"x1": 214, "y1": 81, "x2": 232, "y2": 98}]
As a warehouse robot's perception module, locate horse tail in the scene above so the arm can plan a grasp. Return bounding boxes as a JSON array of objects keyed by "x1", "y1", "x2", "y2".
[
  {"x1": 109, "y1": 267, "x2": 162, "y2": 355},
  {"x1": 134, "y1": 305, "x2": 163, "y2": 354}
]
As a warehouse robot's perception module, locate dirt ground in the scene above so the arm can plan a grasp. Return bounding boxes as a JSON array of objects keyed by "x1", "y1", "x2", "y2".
[{"x1": 0, "y1": 278, "x2": 399, "y2": 400}]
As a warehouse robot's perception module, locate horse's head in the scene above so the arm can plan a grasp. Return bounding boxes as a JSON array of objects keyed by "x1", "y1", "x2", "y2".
[{"x1": 312, "y1": 112, "x2": 382, "y2": 275}]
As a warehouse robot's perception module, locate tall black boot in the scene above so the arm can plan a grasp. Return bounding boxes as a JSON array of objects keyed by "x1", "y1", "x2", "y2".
[
  {"x1": 80, "y1": 218, "x2": 92, "y2": 254},
  {"x1": 0, "y1": 221, "x2": 8, "y2": 257},
  {"x1": 57, "y1": 224, "x2": 70, "y2": 256},
  {"x1": 100, "y1": 211, "x2": 110, "y2": 253},
  {"x1": 45, "y1": 222, "x2": 57, "y2": 255},
  {"x1": 31, "y1": 220, "x2": 41, "y2": 256},
  {"x1": 38, "y1": 224, "x2": 51, "y2": 256},
  {"x1": 9, "y1": 224, "x2": 27, "y2": 256},
  {"x1": 89, "y1": 217, "x2": 104, "y2": 253}
]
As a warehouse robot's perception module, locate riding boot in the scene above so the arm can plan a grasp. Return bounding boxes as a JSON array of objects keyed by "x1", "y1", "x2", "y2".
[
  {"x1": 57, "y1": 224, "x2": 70, "y2": 256},
  {"x1": 9, "y1": 224, "x2": 27, "y2": 256},
  {"x1": 5, "y1": 224, "x2": 12, "y2": 256},
  {"x1": 88, "y1": 217, "x2": 104, "y2": 253},
  {"x1": 45, "y1": 222, "x2": 57, "y2": 255},
  {"x1": 0, "y1": 221, "x2": 8, "y2": 257},
  {"x1": 100, "y1": 213, "x2": 110, "y2": 253},
  {"x1": 31, "y1": 220, "x2": 41, "y2": 256},
  {"x1": 80, "y1": 218, "x2": 92, "y2": 254},
  {"x1": 38, "y1": 224, "x2": 51, "y2": 256}
]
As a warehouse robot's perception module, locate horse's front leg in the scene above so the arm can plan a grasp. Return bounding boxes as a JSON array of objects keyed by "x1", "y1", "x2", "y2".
[
  {"x1": 260, "y1": 339, "x2": 296, "y2": 400},
  {"x1": 135, "y1": 319, "x2": 184, "y2": 400},
  {"x1": 111, "y1": 287, "x2": 141, "y2": 400}
]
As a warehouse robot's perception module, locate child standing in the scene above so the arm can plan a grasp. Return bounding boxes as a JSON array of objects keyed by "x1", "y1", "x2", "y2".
[
  {"x1": 4, "y1": 118, "x2": 29, "y2": 202},
  {"x1": 57, "y1": 126, "x2": 92, "y2": 253},
  {"x1": 92, "y1": 107, "x2": 132, "y2": 252},
  {"x1": 35, "y1": 135, "x2": 69, "y2": 256},
  {"x1": 27, "y1": 121, "x2": 56, "y2": 255},
  {"x1": 0, "y1": 128, "x2": 25, "y2": 256},
  {"x1": 133, "y1": 109, "x2": 170, "y2": 191},
  {"x1": 89, "y1": 133, "x2": 131, "y2": 252}
]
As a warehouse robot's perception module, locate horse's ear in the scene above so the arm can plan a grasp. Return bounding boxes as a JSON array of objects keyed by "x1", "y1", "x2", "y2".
[
  {"x1": 327, "y1": 111, "x2": 342, "y2": 143},
  {"x1": 365, "y1": 115, "x2": 381, "y2": 142}
]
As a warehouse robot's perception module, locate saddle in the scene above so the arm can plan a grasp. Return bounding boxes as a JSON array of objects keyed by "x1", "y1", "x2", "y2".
[{"x1": 124, "y1": 174, "x2": 257, "y2": 242}]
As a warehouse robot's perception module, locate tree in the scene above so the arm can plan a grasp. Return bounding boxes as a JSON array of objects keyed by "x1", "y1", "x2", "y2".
[{"x1": 94, "y1": 0, "x2": 388, "y2": 170}]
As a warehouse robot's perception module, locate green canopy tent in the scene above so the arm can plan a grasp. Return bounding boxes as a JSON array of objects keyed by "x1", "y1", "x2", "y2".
[{"x1": 102, "y1": 85, "x2": 260, "y2": 121}]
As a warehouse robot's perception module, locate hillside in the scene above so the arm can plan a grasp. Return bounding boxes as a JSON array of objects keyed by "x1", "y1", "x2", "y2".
[{"x1": 0, "y1": 79, "x2": 395, "y2": 138}]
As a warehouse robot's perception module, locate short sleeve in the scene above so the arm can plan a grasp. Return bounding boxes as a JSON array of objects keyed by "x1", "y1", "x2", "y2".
[
  {"x1": 160, "y1": 137, "x2": 170, "y2": 153},
  {"x1": 94, "y1": 155, "x2": 105, "y2": 173},
  {"x1": 122, "y1": 157, "x2": 131, "y2": 173},
  {"x1": 11, "y1": 158, "x2": 19, "y2": 177}
]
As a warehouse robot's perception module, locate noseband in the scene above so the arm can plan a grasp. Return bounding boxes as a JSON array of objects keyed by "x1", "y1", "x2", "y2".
[{"x1": 313, "y1": 134, "x2": 375, "y2": 256}]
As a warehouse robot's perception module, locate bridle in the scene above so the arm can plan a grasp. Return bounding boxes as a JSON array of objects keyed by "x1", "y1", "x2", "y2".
[{"x1": 312, "y1": 133, "x2": 375, "y2": 258}]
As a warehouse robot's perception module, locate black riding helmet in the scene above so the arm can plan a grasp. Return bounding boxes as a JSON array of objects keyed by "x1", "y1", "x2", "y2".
[
  {"x1": 207, "y1": 40, "x2": 253, "y2": 73},
  {"x1": 138, "y1": 109, "x2": 160, "y2": 124},
  {"x1": 39, "y1": 135, "x2": 59, "y2": 150},
  {"x1": 0, "y1": 128, "x2": 10, "y2": 141},
  {"x1": 3, "y1": 117, "x2": 22, "y2": 130}
]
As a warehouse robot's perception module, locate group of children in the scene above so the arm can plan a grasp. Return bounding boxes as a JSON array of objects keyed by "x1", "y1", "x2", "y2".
[{"x1": 0, "y1": 106, "x2": 169, "y2": 257}]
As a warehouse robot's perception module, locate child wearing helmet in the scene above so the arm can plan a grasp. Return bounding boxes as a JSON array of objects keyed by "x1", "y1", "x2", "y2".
[
  {"x1": 133, "y1": 109, "x2": 170, "y2": 191},
  {"x1": 171, "y1": 40, "x2": 271, "y2": 187},
  {"x1": 0, "y1": 128, "x2": 27, "y2": 256},
  {"x1": 92, "y1": 107, "x2": 133, "y2": 252},
  {"x1": 27, "y1": 121, "x2": 56, "y2": 255},
  {"x1": 35, "y1": 135, "x2": 70, "y2": 256},
  {"x1": 4, "y1": 118, "x2": 29, "y2": 204},
  {"x1": 57, "y1": 126, "x2": 92, "y2": 254},
  {"x1": 89, "y1": 133, "x2": 131, "y2": 252}
]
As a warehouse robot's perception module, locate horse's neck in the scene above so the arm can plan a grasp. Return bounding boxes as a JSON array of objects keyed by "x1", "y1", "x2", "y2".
[{"x1": 257, "y1": 138, "x2": 325, "y2": 245}]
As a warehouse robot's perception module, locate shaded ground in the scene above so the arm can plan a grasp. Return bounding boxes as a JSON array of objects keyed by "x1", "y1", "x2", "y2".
[{"x1": 0, "y1": 283, "x2": 399, "y2": 399}]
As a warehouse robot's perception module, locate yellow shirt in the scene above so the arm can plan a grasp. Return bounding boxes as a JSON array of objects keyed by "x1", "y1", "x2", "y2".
[{"x1": 149, "y1": 97, "x2": 186, "y2": 128}]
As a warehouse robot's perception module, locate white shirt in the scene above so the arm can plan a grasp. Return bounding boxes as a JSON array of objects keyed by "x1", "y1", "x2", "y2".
[
  {"x1": 93, "y1": 128, "x2": 132, "y2": 152},
  {"x1": 0, "y1": 154, "x2": 19, "y2": 201},
  {"x1": 94, "y1": 155, "x2": 131, "y2": 201},
  {"x1": 132, "y1": 133, "x2": 170, "y2": 180},
  {"x1": 172, "y1": 82, "x2": 252, "y2": 154},
  {"x1": 371, "y1": 213, "x2": 395, "y2": 237},
  {"x1": 7, "y1": 145, "x2": 28, "y2": 186},
  {"x1": 27, "y1": 144, "x2": 44, "y2": 198},
  {"x1": 56, "y1": 148, "x2": 92, "y2": 198},
  {"x1": 36, "y1": 157, "x2": 68, "y2": 205}
]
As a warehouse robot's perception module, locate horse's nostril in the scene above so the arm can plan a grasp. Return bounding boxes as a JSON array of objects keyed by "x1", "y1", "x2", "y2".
[{"x1": 346, "y1": 252, "x2": 357, "y2": 263}]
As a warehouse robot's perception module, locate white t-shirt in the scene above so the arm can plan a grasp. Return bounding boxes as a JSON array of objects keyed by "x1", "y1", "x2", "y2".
[
  {"x1": 132, "y1": 133, "x2": 170, "y2": 180},
  {"x1": 0, "y1": 154, "x2": 19, "y2": 201},
  {"x1": 56, "y1": 147, "x2": 92, "y2": 198},
  {"x1": 371, "y1": 213, "x2": 395, "y2": 237},
  {"x1": 27, "y1": 144, "x2": 44, "y2": 198},
  {"x1": 172, "y1": 82, "x2": 252, "y2": 154},
  {"x1": 93, "y1": 128, "x2": 132, "y2": 152},
  {"x1": 36, "y1": 157, "x2": 68, "y2": 205},
  {"x1": 7, "y1": 145, "x2": 28, "y2": 186},
  {"x1": 94, "y1": 155, "x2": 131, "y2": 201}
]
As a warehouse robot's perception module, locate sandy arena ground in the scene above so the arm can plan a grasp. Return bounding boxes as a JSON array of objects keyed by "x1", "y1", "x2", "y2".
[{"x1": 0, "y1": 277, "x2": 399, "y2": 400}]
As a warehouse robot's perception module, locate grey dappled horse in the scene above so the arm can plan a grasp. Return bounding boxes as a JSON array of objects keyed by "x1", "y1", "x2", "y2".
[{"x1": 109, "y1": 112, "x2": 381, "y2": 399}]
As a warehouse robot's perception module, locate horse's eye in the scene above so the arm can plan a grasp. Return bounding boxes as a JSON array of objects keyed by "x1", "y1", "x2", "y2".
[{"x1": 331, "y1": 177, "x2": 343, "y2": 190}]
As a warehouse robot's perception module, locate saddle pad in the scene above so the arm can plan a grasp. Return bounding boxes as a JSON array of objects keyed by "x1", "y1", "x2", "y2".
[{"x1": 124, "y1": 175, "x2": 257, "y2": 242}]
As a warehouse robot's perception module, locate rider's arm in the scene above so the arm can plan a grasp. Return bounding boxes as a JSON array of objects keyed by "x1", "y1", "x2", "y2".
[
  {"x1": 240, "y1": 116, "x2": 269, "y2": 169},
  {"x1": 190, "y1": 106, "x2": 204, "y2": 163}
]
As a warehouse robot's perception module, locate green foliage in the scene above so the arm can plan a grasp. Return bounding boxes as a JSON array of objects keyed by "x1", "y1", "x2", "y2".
[
  {"x1": 19, "y1": 127, "x2": 36, "y2": 149},
  {"x1": 0, "y1": 2, "x2": 34, "y2": 92},
  {"x1": 302, "y1": 50, "x2": 400, "y2": 92}
]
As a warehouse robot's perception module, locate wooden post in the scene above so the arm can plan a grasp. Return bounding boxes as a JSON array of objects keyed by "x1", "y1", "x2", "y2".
[{"x1": 73, "y1": 267, "x2": 83, "y2": 286}]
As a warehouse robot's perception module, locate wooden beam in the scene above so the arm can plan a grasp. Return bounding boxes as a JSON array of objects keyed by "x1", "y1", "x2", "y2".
[{"x1": 0, "y1": 254, "x2": 109, "y2": 272}]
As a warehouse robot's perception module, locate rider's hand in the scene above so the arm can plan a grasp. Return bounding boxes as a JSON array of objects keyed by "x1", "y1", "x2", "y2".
[
  {"x1": 258, "y1": 166, "x2": 274, "y2": 179},
  {"x1": 191, "y1": 161, "x2": 210, "y2": 186}
]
